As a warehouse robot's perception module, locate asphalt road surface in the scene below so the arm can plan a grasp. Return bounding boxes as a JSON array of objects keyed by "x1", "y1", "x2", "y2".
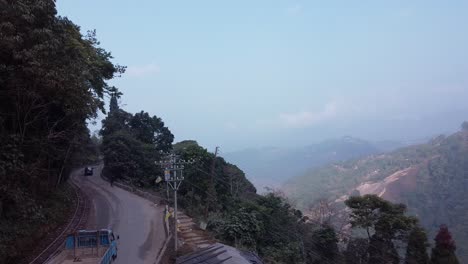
[{"x1": 71, "y1": 165, "x2": 166, "y2": 264}]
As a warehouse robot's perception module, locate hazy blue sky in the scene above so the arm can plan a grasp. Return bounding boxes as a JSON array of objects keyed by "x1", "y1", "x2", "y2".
[{"x1": 57, "y1": 0, "x2": 468, "y2": 151}]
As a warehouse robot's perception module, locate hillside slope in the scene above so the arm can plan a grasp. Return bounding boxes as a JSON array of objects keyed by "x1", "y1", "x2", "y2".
[
  {"x1": 224, "y1": 137, "x2": 384, "y2": 190},
  {"x1": 284, "y1": 124, "x2": 468, "y2": 262}
]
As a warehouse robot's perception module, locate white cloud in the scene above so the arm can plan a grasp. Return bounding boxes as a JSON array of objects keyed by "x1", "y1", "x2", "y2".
[
  {"x1": 278, "y1": 102, "x2": 338, "y2": 128},
  {"x1": 126, "y1": 63, "x2": 160, "y2": 77},
  {"x1": 286, "y1": 4, "x2": 302, "y2": 16}
]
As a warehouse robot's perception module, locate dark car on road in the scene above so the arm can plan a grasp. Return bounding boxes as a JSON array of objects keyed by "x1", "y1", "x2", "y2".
[{"x1": 84, "y1": 167, "x2": 94, "y2": 176}]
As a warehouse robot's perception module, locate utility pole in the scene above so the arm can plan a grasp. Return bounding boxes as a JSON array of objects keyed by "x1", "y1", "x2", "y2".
[
  {"x1": 205, "y1": 147, "x2": 219, "y2": 217},
  {"x1": 210, "y1": 147, "x2": 219, "y2": 186},
  {"x1": 156, "y1": 154, "x2": 194, "y2": 252}
]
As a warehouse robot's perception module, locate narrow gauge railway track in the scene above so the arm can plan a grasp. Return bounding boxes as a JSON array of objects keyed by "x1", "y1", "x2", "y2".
[{"x1": 26, "y1": 179, "x2": 90, "y2": 264}]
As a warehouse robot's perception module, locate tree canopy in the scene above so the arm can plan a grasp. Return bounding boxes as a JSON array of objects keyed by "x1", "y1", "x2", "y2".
[
  {"x1": 100, "y1": 95, "x2": 174, "y2": 186},
  {"x1": 345, "y1": 194, "x2": 417, "y2": 240},
  {"x1": 405, "y1": 226, "x2": 430, "y2": 264},
  {"x1": 461, "y1": 121, "x2": 468, "y2": 132},
  {"x1": 345, "y1": 195, "x2": 418, "y2": 264},
  {"x1": 431, "y1": 225, "x2": 459, "y2": 264},
  {"x1": 0, "y1": 0, "x2": 122, "y2": 262}
]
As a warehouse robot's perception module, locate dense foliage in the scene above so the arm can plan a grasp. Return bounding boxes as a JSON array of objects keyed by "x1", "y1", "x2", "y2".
[
  {"x1": 100, "y1": 95, "x2": 174, "y2": 186},
  {"x1": 342, "y1": 195, "x2": 460, "y2": 264},
  {"x1": 405, "y1": 226, "x2": 430, "y2": 264},
  {"x1": 345, "y1": 195, "x2": 417, "y2": 264},
  {"x1": 344, "y1": 238, "x2": 369, "y2": 264},
  {"x1": 0, "y1": 0, "x2": 122, "y2": 262},
  {"x1": 302, "y1": 224, "x2": 342, "y2": 264},
  {"x1": 171, "y1": 141, "x2": 344, "y2": 263},
  {"x1": 345, "y1": 195, "x2": 418, "y2": 241},
  {"x1": 431, "y1": 225, "x2": 459, "y2": 264}
]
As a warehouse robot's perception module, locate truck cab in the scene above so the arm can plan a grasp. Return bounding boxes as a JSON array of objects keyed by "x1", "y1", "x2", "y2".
[{"x1": 48, "y1": 229, "x2": 118, "y2": 264}]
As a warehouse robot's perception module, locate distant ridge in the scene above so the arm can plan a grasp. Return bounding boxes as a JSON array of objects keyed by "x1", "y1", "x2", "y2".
[{"x1": 223, "y1": 136, "x2": 396, "y2": 191}]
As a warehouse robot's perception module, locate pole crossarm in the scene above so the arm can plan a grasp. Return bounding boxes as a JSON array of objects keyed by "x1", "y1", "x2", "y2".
[{"x1": 155, "y1": 153, "x2": 195, "y2": 251}]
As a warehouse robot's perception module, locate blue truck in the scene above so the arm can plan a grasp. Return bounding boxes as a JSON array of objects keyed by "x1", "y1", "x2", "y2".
[{"x1": 48, "y1": 229, "x2": 118, "y2": 264}]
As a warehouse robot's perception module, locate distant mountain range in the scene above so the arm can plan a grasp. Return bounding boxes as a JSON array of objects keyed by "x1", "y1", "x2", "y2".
[
  {"x1": 222, "y1": 136, "x2": 408, "y2": 191},
  {"x1": 283, "y1": 124, "x2": 468, "y2": 262}
]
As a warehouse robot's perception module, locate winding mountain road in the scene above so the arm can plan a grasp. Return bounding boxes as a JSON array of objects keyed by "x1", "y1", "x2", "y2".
[{"x1": 50, "y1": 165, "x2": 166, "y2": 264}]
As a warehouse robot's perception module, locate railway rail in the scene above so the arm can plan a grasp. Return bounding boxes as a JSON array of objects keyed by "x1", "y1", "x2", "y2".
[{"x1": 26, "y1": 178, "x2": 90, "y2": 264}]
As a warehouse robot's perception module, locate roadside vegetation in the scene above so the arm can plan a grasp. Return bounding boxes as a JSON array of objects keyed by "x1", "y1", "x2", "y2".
[{"x1": 0, "y1": 1, "x2": 121, "y2": 262}]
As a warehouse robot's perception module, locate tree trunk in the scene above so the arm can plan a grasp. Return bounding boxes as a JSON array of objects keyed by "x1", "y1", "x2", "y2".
[{"x1": 57, "y1": 139, "x2": 73, "y2": 187}]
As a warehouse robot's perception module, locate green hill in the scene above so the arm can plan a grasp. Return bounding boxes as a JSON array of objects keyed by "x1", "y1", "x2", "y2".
[{"x1": 284, "y1": 122, "x2": 468, "y2": 262}]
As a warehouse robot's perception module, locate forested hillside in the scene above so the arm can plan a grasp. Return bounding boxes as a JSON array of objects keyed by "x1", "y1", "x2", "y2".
[
  {"x1": 284, "y1": 122, "x2": 468, "y2": 262},
  {"x1": 0, "y1": 1, "x2": 122, "y2": 262}
]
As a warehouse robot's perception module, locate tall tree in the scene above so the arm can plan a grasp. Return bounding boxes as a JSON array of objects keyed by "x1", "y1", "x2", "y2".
[
  {"x1": 129, "y1": 111, "x2": 174, "y2": 153},
  {"x1": 345, "y1": 195, "x2": 417, "y2": 264},
  {"x1": 101, "y1": 104, "x2": 173, "y2": 185},
  {"x1": 303, "y1": 224, "x2": 342, "y2": 264},
  {"x1": 405, "y1": 226, "x2": 430, "y2": 264},
  {"x1": 345, "y1": 195, "x2": 417, "y2": 240},
  {"x1": 431, "y1": 225, "x2": 459, "y2": 264},
  {"x1": 461, "y1": 121, "x2": 468, "y2": 132},
  {"x1": 100, "y1": 96, "x2": 132, "y2": 138},
  {"x1": 109, "y1": 93, "x2": 119, "y2": 113},
  {"x1": 0, "y1": 0, "x2": 123, "y2": 262}
]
